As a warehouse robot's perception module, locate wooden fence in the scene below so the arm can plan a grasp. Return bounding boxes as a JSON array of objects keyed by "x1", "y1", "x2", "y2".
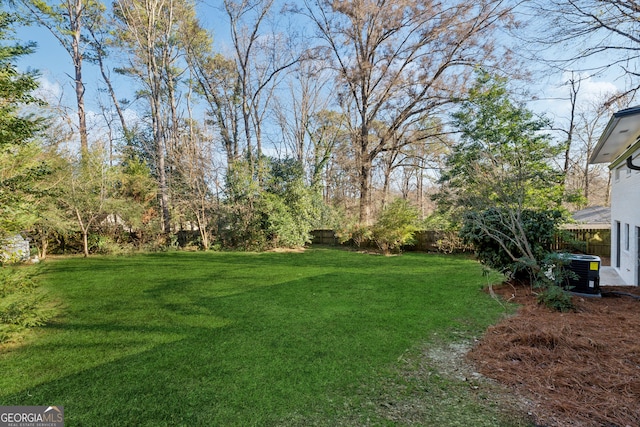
[
  {"x1": 311, "y1": 227, "x2": 612, "y2": 258},
  {"x1": 553, "y1": 228, "x2": 611, "y2": 258},
  {"x1": 310, "y1": 229, "x2": 467, "y2": 253}
]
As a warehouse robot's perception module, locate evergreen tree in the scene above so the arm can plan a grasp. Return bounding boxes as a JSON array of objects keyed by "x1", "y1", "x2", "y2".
[
  {"x1": 0, "y1": 10, "x2": 47, "y2": 238},
  {"x1": 0, "y1": 11, "x2": 43, "y2": 147},
  {"x1": 438, "y1": 70, "x2": 565, "y2": 278}
]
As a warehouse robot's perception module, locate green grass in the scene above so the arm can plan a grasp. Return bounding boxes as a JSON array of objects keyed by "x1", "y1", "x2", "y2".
[{"x1": 0, "y1": 249, "x2": 528, "y2": 426}]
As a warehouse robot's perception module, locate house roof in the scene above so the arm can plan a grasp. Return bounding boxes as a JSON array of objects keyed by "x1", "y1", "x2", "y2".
[
  {"x1": 560, "y1": 207, "x2": 611, "y2": 230},
  {"x1": 590, "y1": 105, "x2": 640, "y2": 165},
  {"x1": 571, "y1": 206, "x2": 610, "y2": 225}
]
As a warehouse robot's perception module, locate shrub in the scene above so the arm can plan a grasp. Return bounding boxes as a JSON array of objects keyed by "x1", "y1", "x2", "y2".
[
  {"x1": 537, "y1": 285, "x2": 574, "y2": 312},
  {"x1": 90, "y1": 234, "x2": 136, "y2": 255},
  {"x1": 371, "y1": 199, "x2": 420, "y2": 255},
  {"x1": 258, "y1": 192, "x2": 312, "y2": 248},
  {"x1": 335, "y1": 221, "x2": 372, "y2": 248},
  {"x1": 460, "y1": 207, "x2": 564, "y2": 279},
  {"x1": 221, "y1": 157, "x2": 317, "y2": 250},
  {"x1": 530, "y1": 252, "x2": 576, "y2": 311},
  {"x1": 421, "y1": 213, "x2": 471, "y2": 253},
  {"x1": 0, "y1": 266, "x2": 55, "y2": 343}
]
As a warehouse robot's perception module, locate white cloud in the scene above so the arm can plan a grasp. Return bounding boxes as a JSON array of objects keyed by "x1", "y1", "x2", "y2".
[
  {"x1": 35, "y1": 74, "x2": 65, "y2": 103},
  {"x1": 577, "y1": 77, "x2": 618, "y2": 103},
  {"x1": 530, "y1": 73, "x2": 621, "y2": 122}
]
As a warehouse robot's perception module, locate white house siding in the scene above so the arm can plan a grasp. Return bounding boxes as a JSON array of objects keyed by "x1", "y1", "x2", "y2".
[{"x1": 610, "y1": 148, "x2": 640, "y2": 286}]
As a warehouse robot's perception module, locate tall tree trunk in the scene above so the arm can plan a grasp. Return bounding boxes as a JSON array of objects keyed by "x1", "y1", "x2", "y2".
[
  {"x1": 76, "y1": 208, "x2": 90, "y2": 257},
  {"x1": 39, "y1": 232, "x2": 48, "y2": 260},
  {"x1": 359, "y1": 162, "x2": 371, "y2": 224},
  {"x1": 562, "y1": 75, "x2": 580, "y2": 195},
  {"x1": 584, "y1": 164, "x2": 590, "y2": 201},
  {"x1": 71, "y1": 0, "x2": 88, "y2": 156},
  {"x1": 417, "y1": 159, "x2": 425, "y2": 217},
  {"x1": 74, "y1": 57, "x2": 88, "y2": 155},
  {"x1": 89, "y1": 25, "x2": 129, "y2": 137},
  {"x1": 151, "y1": 103, "x2": 171, "y2": 235}
]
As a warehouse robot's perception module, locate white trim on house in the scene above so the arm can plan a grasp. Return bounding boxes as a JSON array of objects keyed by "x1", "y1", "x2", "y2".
[{"x1": 591, "y1": 107, "x2": 640, "y2": 286}]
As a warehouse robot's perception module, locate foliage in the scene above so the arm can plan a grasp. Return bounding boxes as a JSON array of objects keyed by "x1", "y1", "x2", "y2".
[
  {"x1": 536, "y1": 285, "x2": 574, "y2": 312},
  {"x1": 0, "y1": 11, "x2": 48, "y2": 242},
  {"x1": 0, "y1": 11, "x2": 44, "y2": 148},
  {"x1": 422, "y1": 212, "x2": 470, "y2": 254},
  {"x1": 460, "y1": 208, "x2": 564, "y2": 278},
  {"x1": 90, "y1": 234, "x2": 135, "y2": 255},
  {"x1": 439, "y1": 70, "x2": 564, "y2": 214},
  {"x1": 56, "y1": 148, "x2": 113, "y2": 256},
  {"x1": 308, "y1": 0, "x2": 512, "y2": 223},
  {"x1": 532, "y1": 252, "x2": 577, "y2": 311},
  {"x1": 371, "y1": 198, "x2": 420, "y2": 255},
  {"x1": 440, "y1": 70, "x2": 566, "y2": 282},
  {"x1": 335, "y1": 221, "x2": 372, "y2": 248},
  {"x1": 262, "y1": 158, "x2": 316, "y2": 247},
  {"x1": 0, "y1": 266, "x2": 54, "y2": 343},
  {"x1": 463, "y1": 211, "x2": 576, "y2": 312},
  {"x1": 113, "y1": 152, "x2": 160, "y2": 244},
  {"x1": 0, "y1": 142, "x2": 50, "y2": 236},
  {"x1": 258, "y1": 192, "x2": 307, "y2": 248},
  {"x1": 17, "y1": 0, "x2": 106, "y2": 153},
  {"x1": 50, "y1": 147, "x2": 160, "y2": 256},
  {"x1": 222, "y1": 157, "x2": 319, "y2": 250},
  {"x1": 336, "y1": 199, "x2": 421, "y2": 255}
]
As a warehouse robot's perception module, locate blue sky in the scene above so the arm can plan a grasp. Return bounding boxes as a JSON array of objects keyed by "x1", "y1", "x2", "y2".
[{"x1": 12, "y1": 5, "x2": 629, "y2": 147}]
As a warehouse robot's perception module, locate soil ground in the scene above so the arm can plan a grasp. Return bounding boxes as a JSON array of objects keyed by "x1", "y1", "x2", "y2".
[{"x1": 467, "y1": 282, "x2": 640, "y2": 427}]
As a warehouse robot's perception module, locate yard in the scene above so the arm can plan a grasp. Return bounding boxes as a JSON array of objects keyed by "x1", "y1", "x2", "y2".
[{"x1": 0, "y1": 249, "x2": 530, "y2": 426}]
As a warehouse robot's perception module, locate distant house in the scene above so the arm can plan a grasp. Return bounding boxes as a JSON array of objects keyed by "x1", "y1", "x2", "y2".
[
  {"x1": 568, "y1": 206, "x2": 611, "y2": 229},
  {"x1": 1, "y1": 234, "x2": 31, "y2": 262},
  {"x1": 590, "y1": 106, "x2": 640, "y2": 286}
]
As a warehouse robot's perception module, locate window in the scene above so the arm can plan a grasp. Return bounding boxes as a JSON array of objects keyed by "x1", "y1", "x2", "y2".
[
  {"x1": 625, "y1": 223, "x2": 630, "y2": 251},
  {"x1": 616, "y1": 221, "x2": 621, "y2": 268}
]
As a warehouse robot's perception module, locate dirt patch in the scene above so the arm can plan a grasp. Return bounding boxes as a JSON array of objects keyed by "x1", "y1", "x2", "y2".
[
  {"x1": 363, "y1": 335, "x2": 535, "y2": 426},
  {"x1": 468, "y1": 283, "x2": 640, "y2": 427},
  {"x1": 267, "y1": 247, "x2": 306, "y2": 253}
]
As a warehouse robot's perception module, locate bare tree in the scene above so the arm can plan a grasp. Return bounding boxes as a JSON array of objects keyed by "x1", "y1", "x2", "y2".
[
  {"x1": 57, "y1": 147, "x2": 116, "y2": 257},
  {"x1": 274, "y1": 58, "x2": 332, "y2": 165},
  {"x1": 568, "y1": 93, "x2": 631, "y2": 207},
  {"x1": 172, "y1": 84, "x2": 220, "y2": 249},
  {"x1": 563, "y1": 73, "x2": 580, "y2": 176},
  {"x1": 303, "y1": 0, "x2": 515, "y2": 223},
  {"x1": 18, "y1": 0, "x2": 106, "y2": 156},
  {"x1": 113, "y1": 0, "x2": 201, "y2": 235},
  {"x1": 182, "y1": 25, "x2": 242, "y2": 168},
  {"x1": 378, "y1": 120, "x2": 450, "y2": 214},
  {"x1": 549, "y1": 71, "x2": 633, "y2": 208},
  {"x1": 223, "y1": 0, "x2": 301, "y2": 172},
  {"x1": 530, "y1": 0, "x2": 640, "y2": 100},
  {"x1": 85, "y1": 12, "x2": 130, "y2": 138}
]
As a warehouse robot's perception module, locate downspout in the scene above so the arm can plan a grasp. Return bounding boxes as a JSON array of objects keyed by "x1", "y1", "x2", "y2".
[{"x1": 627, "y1": 156, "x2": 640, "y2": 171}]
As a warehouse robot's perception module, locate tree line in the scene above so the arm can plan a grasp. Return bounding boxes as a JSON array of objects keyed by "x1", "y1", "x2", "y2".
[{"x1": 1, "y1": 0, "x2": 637, "y2": 260}]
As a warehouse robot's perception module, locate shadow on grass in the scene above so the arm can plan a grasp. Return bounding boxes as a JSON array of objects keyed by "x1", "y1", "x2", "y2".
[
  {"x1": 1, "y1": 250, "x2": 513, "y2": 426},
  {"x1": 1, "y1": 277, "x2": 383, "y2": 425}
]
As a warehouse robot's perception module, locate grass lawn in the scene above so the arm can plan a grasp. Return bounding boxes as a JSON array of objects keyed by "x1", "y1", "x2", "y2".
[{"x1": 0, "y1": 249, "x2": 528, "y2": 426}]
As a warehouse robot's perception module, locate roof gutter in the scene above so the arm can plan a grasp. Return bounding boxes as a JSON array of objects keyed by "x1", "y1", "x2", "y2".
[
  {"x1": 589, "y1": 114, "x2": 619, "y2": 164},
  {"x1": 628, "y1": 156, "x2": 640, "y2": 171},
  {"x1": 609, "y1": 139, "x2": 640, "y2": 170},
  {"x1": 589, "y1": 105, "x2": 640, "y2": 164}
]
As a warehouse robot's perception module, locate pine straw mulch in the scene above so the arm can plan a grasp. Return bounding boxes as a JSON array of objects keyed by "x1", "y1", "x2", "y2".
[{"x1": 467, "y1": 282, "x2": 640, "y2": 427}]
